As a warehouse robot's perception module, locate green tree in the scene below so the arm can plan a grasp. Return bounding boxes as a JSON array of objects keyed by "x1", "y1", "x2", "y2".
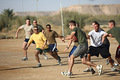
[{"x1": 2, "y1": 8, "x2": 15, "y2": 20}]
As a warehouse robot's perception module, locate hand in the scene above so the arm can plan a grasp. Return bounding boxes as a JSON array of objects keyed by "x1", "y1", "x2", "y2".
[
  {"x1": 109, "y1": 34, "x2": 113, "y2": 37},
  {"x1": 25, "y1": 47, "x2": 28, "y2": 50},
  {"x1": 15, "y1": 34, "x2": 18, "y2": 38},
  {"x1": 41, "y1": 47, "x2": 44, "y2": 50},
  {"x1": 62, "y1": 38, "x2": 65, "y2": 43}
]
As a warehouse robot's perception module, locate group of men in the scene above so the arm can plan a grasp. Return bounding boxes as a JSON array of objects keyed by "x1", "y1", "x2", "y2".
[
  {"x1": 16, "y1": 18, "x2": 64, "y2": 67},
  {"x1": 61, "y1": 20, "x2": 120, "y2": 77},
  {"x1": 16, "y1": 19, "x2": 120, "y2": 78}
]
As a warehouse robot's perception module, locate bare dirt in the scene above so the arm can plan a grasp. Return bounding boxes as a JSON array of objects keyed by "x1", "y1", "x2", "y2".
[{"x1": 0, "y1": 38, "x2": 120, "y2": 80}]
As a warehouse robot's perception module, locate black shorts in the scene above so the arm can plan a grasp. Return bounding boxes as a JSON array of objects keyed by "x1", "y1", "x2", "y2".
[
  {"x1": 88, "y1": 44, "x2": 111, "y2": 58},
  {"x1": 24, "y1": 38, "x2": 35, "y2": 44}
]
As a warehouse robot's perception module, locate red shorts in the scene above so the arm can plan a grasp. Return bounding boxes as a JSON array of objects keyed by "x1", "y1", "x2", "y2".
[{"x1": 116, "y1": 45, "x2": 120, "y2": 58}]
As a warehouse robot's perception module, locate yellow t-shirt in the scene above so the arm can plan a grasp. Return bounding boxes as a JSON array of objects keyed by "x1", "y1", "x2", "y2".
[{"x1": 28, "y1": 32, "x2": 48, "y2": 49}]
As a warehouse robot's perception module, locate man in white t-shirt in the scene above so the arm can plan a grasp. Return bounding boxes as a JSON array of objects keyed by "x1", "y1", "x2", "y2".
[
  {"x1": 84, "y1": 22, "x2": 117, "y2": 73},
  {"x1": 16, "y1": 18, "x2": 35, "y2": 61}
]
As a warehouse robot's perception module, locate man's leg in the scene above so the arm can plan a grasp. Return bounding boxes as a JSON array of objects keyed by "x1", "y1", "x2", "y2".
[
  {"x1": 68, "y1": 55, "x2": 76, "y2": 73},
  {"x1": 34, "y1": 44, "x2": 48, "y2": 60},
  {"x1": 34, "y1": 50, "x2": 41, "y2": 67},
  {"x1": 116, "y1": 57, "x2": 120, "y2": 64},
  {"x1": 48, "y1": 51, "x2": 58, "y2": 60},
  {"x1": 84, "y1": 54, "x2": 92, "y2": 72},
  {"x1": 81, "y1": 57, "x2": 103, "y2": 75},
  {"x1": 108, "y1": 56, "x2": 114, "y2": 67},
  {"x1": 21, "y1": 42, "x2": 28, "y2": 61},
  {"x1": 61, "y1": 55, "x2": 76, "y2": 77}
]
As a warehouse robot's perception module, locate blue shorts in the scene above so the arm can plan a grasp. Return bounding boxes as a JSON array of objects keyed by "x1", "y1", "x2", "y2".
[
  {"x1": 69, "y1": 46, "x2": 77, "y2": 57},
  {"x1": 48, "y1": 43, "x2": 58, "y2": 52},
  {"x1": 24, "y1": 38, "x2": 35, "y2": 44}
]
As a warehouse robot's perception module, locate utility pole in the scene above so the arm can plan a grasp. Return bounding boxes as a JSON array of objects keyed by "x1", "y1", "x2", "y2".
[
  {"x1": 60, "y1": 2, "x2": 64, "y2": 37},
  {"x1": 36, "y1": 0, "x2": 38, "y2": 18}
]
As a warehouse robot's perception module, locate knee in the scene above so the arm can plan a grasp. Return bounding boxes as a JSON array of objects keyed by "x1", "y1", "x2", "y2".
[
  {"x1": 87, "y1": 54, "x2": 91, "y2": 57},
  {"x1": 35, "y1": 52, "x2": 39, "y2": 57},
  {"x1": 82, "y1": 59, "x2": 86, "y2": 64},
  {"x1": 22, "y1": 47, "x2": 26, "y2": 50}
]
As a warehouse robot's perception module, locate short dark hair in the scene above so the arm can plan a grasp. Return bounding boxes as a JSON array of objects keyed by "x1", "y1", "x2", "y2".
[
  {"x1": 109, "y1": 20, "x2": 115, "y2": 26},
  {"x1": 26, "y1": 18, "x2": 30, "y2": 21},
  {"x1": 93, "y1": 21, "x2": 100, "y2": 27},
  {"x1": 93, "y1": 21, "x2": 98, "y2": 24},
  {"x1": 69, "y1": 20, "x2": 76, "y2": 26},
  {"x1": 34, "y1": 26, "x2": 38, "y2": 29},
  {"x1": 46, "y1": 24, "x2": 51, "y2": 28}
]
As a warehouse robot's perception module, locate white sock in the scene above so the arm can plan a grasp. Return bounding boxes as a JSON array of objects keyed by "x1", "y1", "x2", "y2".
[
  {"x1": 68, "y1": 71, "x2": 71, "y2": 74},
  {"x1": 96, "y1": 65, "x2": 99, "y2": 69}
]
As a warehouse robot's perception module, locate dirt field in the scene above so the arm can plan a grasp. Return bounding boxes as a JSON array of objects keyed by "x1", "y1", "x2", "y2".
[{"x1": 0, "y1": 38, "x2": 120, "y2": 80}]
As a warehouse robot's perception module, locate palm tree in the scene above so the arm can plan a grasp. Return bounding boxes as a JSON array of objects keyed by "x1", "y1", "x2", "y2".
[{"x1": 2, "y1": 8, "x2": 15, "y2": 20}]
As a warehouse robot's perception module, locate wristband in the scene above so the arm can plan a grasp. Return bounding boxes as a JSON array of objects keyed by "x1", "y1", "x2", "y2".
[{"x1": 66, "y1": 47, "x2": 69, "y2": 49}]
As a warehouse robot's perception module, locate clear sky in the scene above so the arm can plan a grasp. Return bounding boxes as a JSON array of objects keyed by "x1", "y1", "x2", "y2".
[{"x1": 0, "y1": 0, "x2": 120, "y2": 13}]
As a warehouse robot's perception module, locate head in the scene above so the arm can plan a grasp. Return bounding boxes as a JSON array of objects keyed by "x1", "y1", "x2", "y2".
[
  {"x1": 94, "y1": 22, "x2": 100, "y2": 32},
  {"x1": 76, "y1": 22, "x2": 79, "y2": 27},
  {"x1": 26, "y1": 18, "x2": 30, "y2": 25},
  {"x1": 33, "y1": 26, "x2": 39, "y2": 34},
  {"x1": 92, "y1": 21, "x2": 98, "y2": 28},
  {"x1": 46, "y1": 24, "x2": 51, "y2": 31},
  {"x1": 108, "y1": 20, "x2": 115, "y2": 29},
  {"x1": 33, "y1": 20, "x2": 37, "y2": 26},
  {"x1": 68, "y1": 20, "x2": 76, "y2": 30}
]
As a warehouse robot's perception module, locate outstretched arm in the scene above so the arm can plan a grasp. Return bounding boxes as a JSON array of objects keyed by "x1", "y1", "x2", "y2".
[
  {"x1": 41, "y1": 40, "x2": 47, "y2": 50},
  {"x1": 64, "y1": 39, "x2": 73, "y2": 51},
  {"x1": 15, "y1": 27, "x2": 21, "y2": 38},
  {"x1": 102, "y1": 33, "x2": 109, "y2": 43},
  {"x1": 87, "y1": 35, "x2": 90, "y2": 39},
  {"x1": 65, "y1": 31, "x2": 75, "y2": 40}
]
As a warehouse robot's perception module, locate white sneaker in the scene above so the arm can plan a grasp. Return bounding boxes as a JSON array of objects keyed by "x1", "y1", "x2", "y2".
[
  {"x1": 58, "y1": 60, "x2": 62, "y2": 66},
  {"x1": 114, "y1": 63, "x2": 119, "y2": 68},
  {"x1": 111, "y1": 67, "x2": 117, "y2": 71},
  {"x1": 96, "y1": 65, "x2": 103, "y2": 75},
  {"x1": 21, "y1": 57, "x2": 28, "y2": 61},
  {"x1": 43, "y1": 55, "x2": 48, "y2": 60},
  {"x1": 61, "y1": 72, "x2": 72, "y2": 78},
  {"x1": 83, "y1": 68, "x2": 91, "y2": 72}
]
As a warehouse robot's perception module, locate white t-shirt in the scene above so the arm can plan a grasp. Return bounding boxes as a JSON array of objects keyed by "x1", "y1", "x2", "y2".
[
  {"x1": 20, "y1": 24, "x2": 34, "y2": 39},
  {"x1": 88, "y1": 30, "x2": 106, "y2": 47}
]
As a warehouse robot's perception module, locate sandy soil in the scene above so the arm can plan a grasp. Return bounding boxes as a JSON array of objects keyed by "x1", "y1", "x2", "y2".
[{"x1": 0, "y1": 38, "x2": 120, "y2": 80}]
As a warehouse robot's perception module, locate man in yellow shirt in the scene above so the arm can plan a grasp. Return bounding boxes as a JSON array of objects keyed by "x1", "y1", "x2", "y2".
[{"x1": 25, "y1": 26, "x2": 59, "y2": 67}]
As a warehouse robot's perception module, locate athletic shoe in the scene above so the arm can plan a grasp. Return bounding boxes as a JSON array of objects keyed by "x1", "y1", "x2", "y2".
[
  {"x1": 21, "y1": 57, "x2": 28, "y2": 61},
  {"x1": 106, "y1": 58, "x2": 109, "y2": 65},
  {"x1": 58, "y1": 60, "x2": 62, "y2": 66},
  {"x1": 37, "y1": 63, "x2": 42, "y2": 67},
  {"x1": 111, "y1": 67, "x2": 117, "y2": 71},
  {"x1": 119, "y1": 70, "x2": 120, "y2": 74},
  {"x1": 90, "y1": 68, "x2": 95, "y2": 74},
  {"x1": 58, "y1": 56, "x2": 61, "y2": 62},
  {"x1": 114, "y1": 63, "x2": 119, "y2": 68},
  {"x1": 96, "y1": 65, "x2": 103, "y2": 75},
  {"x1": 83, "y1": 68, "x2": 91, "y2": 72},
  {"x1": 43, "y1": 55, "x2": 48, "y2": 60},
  {"x1": 61, "y1": 72, "x2": 72, "y2": 78}
]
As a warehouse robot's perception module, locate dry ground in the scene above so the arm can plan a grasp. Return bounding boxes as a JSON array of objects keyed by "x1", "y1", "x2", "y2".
[{"x1": 0, "y1": 38, "x2": 120, "y2": 80}]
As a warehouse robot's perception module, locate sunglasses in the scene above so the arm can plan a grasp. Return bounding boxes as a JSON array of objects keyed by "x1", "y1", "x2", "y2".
[
  {"x1": 34, "y1": 29, "x2": 38, "y2": 31},
  {"x1": 46, "y1": 27, "x2": 51, "y2": 29}
]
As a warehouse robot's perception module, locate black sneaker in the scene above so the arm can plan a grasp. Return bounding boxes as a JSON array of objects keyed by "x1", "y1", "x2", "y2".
[
  {"x1": 37, "y1": 63, "x2": 42, "y2": 67},
  {"x1": 90, "y1": 68, "x2": 95, "y2": 74}
]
